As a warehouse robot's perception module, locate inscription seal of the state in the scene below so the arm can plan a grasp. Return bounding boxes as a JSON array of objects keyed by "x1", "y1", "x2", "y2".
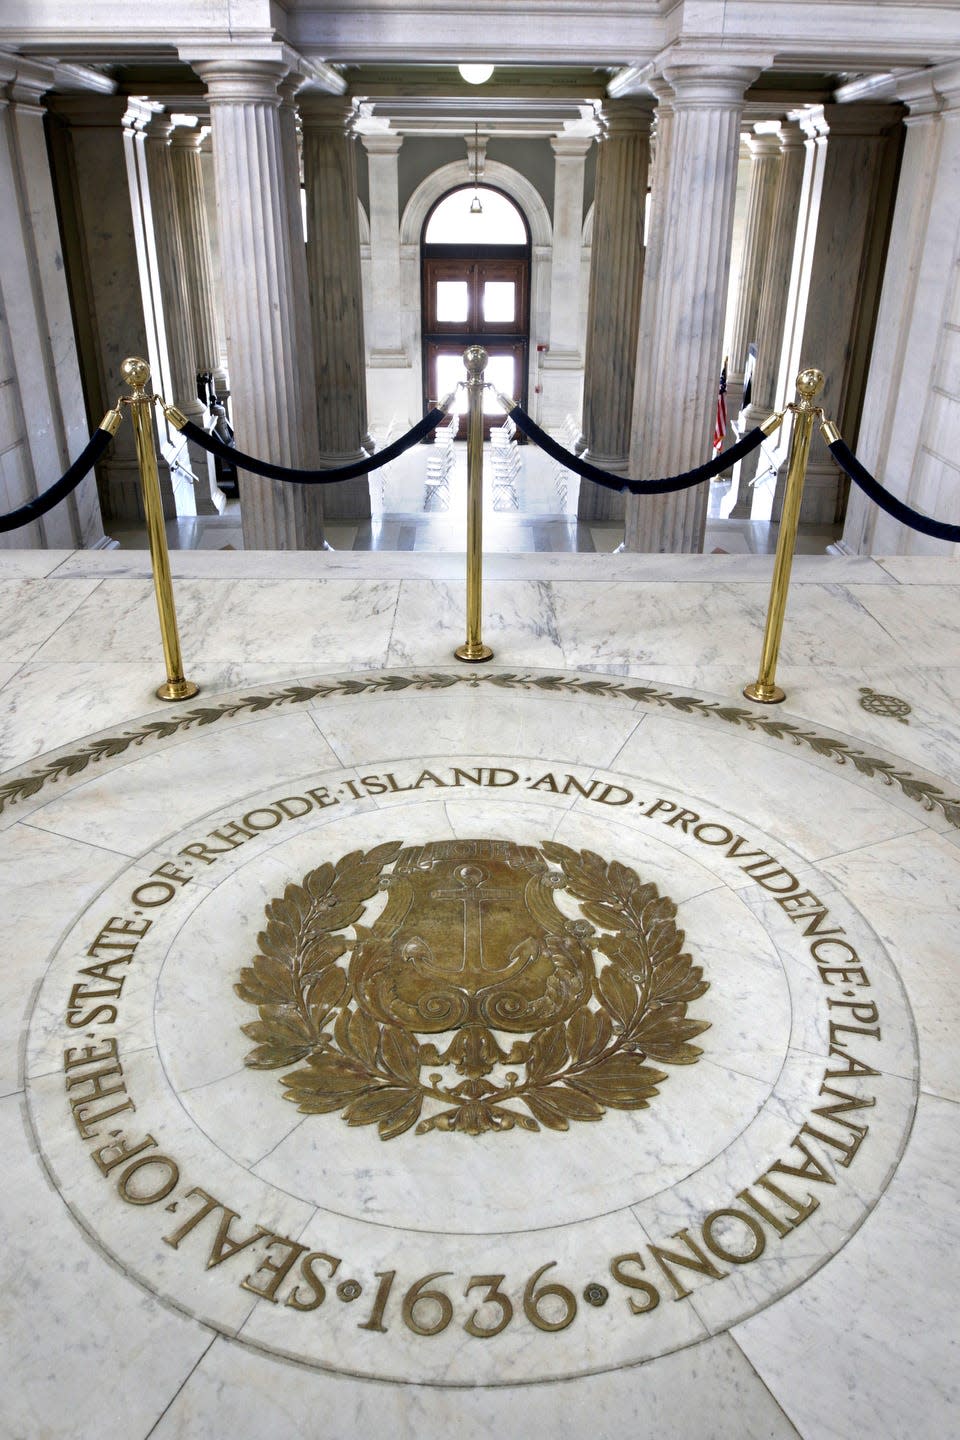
[{"x1": 236, "y1": 840, "x2": 710, "y2": 1138}]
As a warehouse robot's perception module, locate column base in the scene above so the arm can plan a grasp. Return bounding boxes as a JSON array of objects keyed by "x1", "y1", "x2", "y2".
[
  {"x1": 771, "y1": 458, "x2": 843, "y2": 526},
  {"x1": 320, "y1": 475, "x2": 373, "y2": 523},
  {"x1": 576, "y1": 452, "x2": 627, "y2": 523}
]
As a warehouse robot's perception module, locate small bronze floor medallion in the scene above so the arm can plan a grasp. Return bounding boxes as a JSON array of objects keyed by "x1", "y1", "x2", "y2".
[
  {"x1": 237, "y1": 838, "x2": 710, "y2": 1138},
  {"x1": 858, "y1": 685, "x2": 911, "y2": 724}
]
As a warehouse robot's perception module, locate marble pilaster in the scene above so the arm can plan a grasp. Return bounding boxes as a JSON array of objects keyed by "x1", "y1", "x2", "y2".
[
  {"x1": 625, "y1": 64, "x2": 759, "y2": 552},
  {"x1": 725, "y1": 124, "x2": 782, "y2": 424},
  {"x1": 540, "y1": 133, "x2": 592, "y2": 429},
  {"x1": 45, "y1": 94, "x2": 168, "y2": 523},
  {"x1": 301, "y1": 94, "x2": 371, "y2": 522},
  {"x1": 143, "y1": 114, "x2": 221, "y2": 516},
  {"x1": 840, "y1": 64, "x2": 960, "y2": 556},
  {"x1": 361, "y1": 132, "x2": 410, "y2": 432},
  {"x1": 733, "y1": 120, "x2": 807, "y2": 505},
  {"x1": 0, "y1": 59, "x2": 105, "y2": 549},
  {"x1": 772, "y1": 103, "x2": 903, "y2": 526},
  {"x1": 190, "y1": 59, "x2": 325, "y2": 549},
  {"x1": 276, "y1": 77, "x2": 325, "y2": 548},
  {"x1": 197, "y1": 128, "x2": 228, "y2": 388},
  {"x1": 624, "y1": 80, "x2": 674, "y2": 552},
  {"x1": 169, "y1": 123, "x2": 226, "y2": 392},
  {"x1": 579, "y1": 101, "x2": 654, "y2": 523}
]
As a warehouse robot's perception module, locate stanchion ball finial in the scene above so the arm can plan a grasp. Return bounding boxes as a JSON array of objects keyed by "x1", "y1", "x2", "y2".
[
  {"x1": 121, "y1": 356, "x2": 151, "y2": 393},
  {"x1": 796, "y1": 368, "x2": 825, "y2": 403},
  {"x1": 463, "y1": 344, "x2": 488, "y2": 380}
]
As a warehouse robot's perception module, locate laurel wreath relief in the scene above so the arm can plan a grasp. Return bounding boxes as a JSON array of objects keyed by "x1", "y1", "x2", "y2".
[{"x1": 235, "y1": 841, "x2": 710, "y2": 1140}]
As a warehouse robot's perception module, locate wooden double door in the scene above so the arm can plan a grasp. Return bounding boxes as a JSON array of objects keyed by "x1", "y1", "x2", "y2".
[{"x1": 422, "y1": 246, "x2": 529, "y2": 439}]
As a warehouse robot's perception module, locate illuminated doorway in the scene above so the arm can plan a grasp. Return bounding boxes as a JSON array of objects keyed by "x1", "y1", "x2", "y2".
[{"x1": 421, "y1": 185, "x2": 530, "y2": 437}]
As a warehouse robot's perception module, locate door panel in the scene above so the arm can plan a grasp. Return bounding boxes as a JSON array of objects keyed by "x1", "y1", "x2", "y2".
[
  {"x1": 422, "y1": 251, "x2": 530, "y2": 432},
  {"x1": 427, "y1": 344, "x2": 525, "y2": 440}
]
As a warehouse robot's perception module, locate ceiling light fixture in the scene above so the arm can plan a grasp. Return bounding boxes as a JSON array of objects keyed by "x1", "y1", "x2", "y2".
[
  {"x1": 459, "y1": 63, "x2": 494, "y2": 85},
  {"x1": 470, "y1": 122, "x2": 483, "y2": 214}
]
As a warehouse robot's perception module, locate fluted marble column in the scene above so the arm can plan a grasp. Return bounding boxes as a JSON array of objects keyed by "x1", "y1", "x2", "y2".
[
  {"x1": 46, "y1": 94, "x2": 164, "y2": 522},
  {"x1": 579, "y1": 100, "x2": 654, "y2": 522},
  {"x1": 625, "y1": 64, "x2": 759, "y2": 552},
  {"x1": 624, "y1": 80, "x2": 674, "y2": 550},
  {"x1": 191, "y1": 59, "x2": 324, "y2": 549},
  {"x1": 276, "y1": 77, "x2": 326, "y2": 548},
  {"x1": 771, "y1": 103, "x2": 903, "y2": 526},
  {"x1": 0, "y1": 59, "x2": 105, "y2": 548},
  {"x1": 733, "y1": 120, "x2": 807, "y2": 506},
  {"x1": 726, "y1": 124, "x2": 782, "y2": 422},
  {"x1": 301, "y1": 94, "x2": 371, "y2": 521},
  {"x1": 169, "y1": 123, "x2": 226, "y2": 391},
  {"x1": 142, "y1": 114, "x2": 221, "y2": 514},
  {"x1": 143, "y1": 117, "x2": 206, "y2": 419}
]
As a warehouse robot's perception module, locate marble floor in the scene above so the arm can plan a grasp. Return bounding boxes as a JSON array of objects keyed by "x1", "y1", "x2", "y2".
[{"x1": 0, "y1": 545, "x2": 957, "y2": 1439}]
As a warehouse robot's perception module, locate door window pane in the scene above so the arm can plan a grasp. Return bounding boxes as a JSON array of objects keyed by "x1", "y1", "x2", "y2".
[
  {"x1": 435, "y1": 354, "x2": 468, "y2": 414},
  {"x1": 436, "y1": 281, "x2": 469, "y2": 323},
  {"x1": 483, "y1": 281, "x2": 515, "y2": 324},
  {"x1": 482, "y1": 356, "x2": 516, "y2": 413}
]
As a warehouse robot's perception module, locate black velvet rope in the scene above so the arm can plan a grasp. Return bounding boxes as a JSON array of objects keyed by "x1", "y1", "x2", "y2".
[
  {"x1": 180, "y1": 409, "x2": 448, "y2": 485},
  {"x1": 508, "y1": 405, "x2": 767, "y2": 495},
  {"x1": 0, "y1": 426, "x2": 113, "y2": 535},
  {"x1": 828, "y1": 438, "x2": 960, "y2": 544}
]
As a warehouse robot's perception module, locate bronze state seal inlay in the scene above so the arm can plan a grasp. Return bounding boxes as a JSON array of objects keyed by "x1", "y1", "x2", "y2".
[{"x1": 237, "y1": 839, "x2": 710, "y2": 1138}]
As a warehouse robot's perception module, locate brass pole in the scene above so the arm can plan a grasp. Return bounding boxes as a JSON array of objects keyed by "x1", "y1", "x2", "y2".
[
  {"x1": 743, "y1": 367, "x2": 824, "y2": 705},
  {"x1": 455, "y1": 344, "x2": 493, "y2": 663},
  {"x1": 121, "y1": 356, "x2": 200, "y2": 702}
]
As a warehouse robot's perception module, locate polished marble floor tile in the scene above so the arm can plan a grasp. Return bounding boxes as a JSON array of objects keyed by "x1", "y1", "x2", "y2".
[{"x1": 0, "y1": 550, "x2": 957, "y2": 1439}]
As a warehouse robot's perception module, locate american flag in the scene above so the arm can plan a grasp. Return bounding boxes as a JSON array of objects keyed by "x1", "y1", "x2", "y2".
[{"x1": 713, "y1": 358, "x2": 728, "y2": 452}]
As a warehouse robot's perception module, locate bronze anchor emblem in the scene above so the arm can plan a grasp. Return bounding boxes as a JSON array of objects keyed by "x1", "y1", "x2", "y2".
[{"x1": 237, "y1": 839, "x2": 710, "y2": 1139}]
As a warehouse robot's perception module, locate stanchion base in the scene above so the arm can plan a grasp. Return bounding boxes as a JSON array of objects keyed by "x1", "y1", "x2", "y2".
[
  {"x1": 156, "y1": 678, "x2": 201, "y2": 702},
  {"x1": 454, "y1": 643, "x2": 494, "y2": 664},
  {"x1": 743, "y1": 681, "x2": 786, "y2": 705}
]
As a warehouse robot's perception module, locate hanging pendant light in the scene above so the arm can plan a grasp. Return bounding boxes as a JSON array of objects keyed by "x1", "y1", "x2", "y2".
[
  {"x1": 459, "y1": 63, "x2": 494, "y2": 85},
  {"x1": 470, "y1": 122, "x2": 483, "y2": 215}
]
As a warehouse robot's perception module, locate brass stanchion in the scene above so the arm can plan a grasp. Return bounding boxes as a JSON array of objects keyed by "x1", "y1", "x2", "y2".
[
  {"x1": 455, "y1": 344, "x2": 493, "y2": 663},
  {"x1": 743, "y1": 367, "x2": 824, "y2": 705},
  {"x1": 121, "y1": 356, "x2": 200, "y2": 703}
]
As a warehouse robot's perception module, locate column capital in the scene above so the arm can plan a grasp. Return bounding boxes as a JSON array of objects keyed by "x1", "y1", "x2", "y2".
[
  {"x1": 776, "y1": 118, "x2": 806, "y2": 151},
  {"x1": 747, "y1": 125, "x2": 783, "y2": 158},
  {"x1": 0, "y1": 56, "x2": 56, "y2": 108},
  {"x1": 599, "y1": 98, "x2": 655, "y2": 139},
  {"x1": 169, "y1": 119, "x2": 202, "y2": 151},
  {"x1": 143, "y1": 112, "x2": 175, "y2": 144},
  {"x1": 298, "y1": 93, "x2": 355, "y2": 133},
  {"x1": 789, "y1": 103, "x2": 831, "y2": 142},
  {"x1": 189, "y1": 58, "x2": 289, "y2": 106},
  {"x1": 360, "y1": 130, "x2": 403, "y2": 156},
  {"x1": 551, "y1": 133, "x2": 593, "y2": 158},
  {"x1": 662, "y1": 62, "x2": 764, "y2": 107},
  {"x1": 896, "y1": 61, "x2": 960, "y2": 117}
]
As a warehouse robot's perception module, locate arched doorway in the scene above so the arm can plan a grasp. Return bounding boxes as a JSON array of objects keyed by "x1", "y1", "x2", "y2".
[{"x1": 421, "y1": 185, "x2": 531, "y2": 437}]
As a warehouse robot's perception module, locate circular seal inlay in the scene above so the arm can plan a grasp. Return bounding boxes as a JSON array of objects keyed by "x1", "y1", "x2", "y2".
[
  {"x1": 237, "y1": 839, "x2": 709, "y2": 1140},
  {"x1": 17, "y1": 671, "x2": 924, "y2": 1387}
]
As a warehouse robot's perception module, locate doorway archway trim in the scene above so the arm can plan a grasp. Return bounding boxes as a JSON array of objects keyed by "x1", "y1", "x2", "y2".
[{"x1": 400, "y1": 161, "x2": 552, "y2": 246}]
